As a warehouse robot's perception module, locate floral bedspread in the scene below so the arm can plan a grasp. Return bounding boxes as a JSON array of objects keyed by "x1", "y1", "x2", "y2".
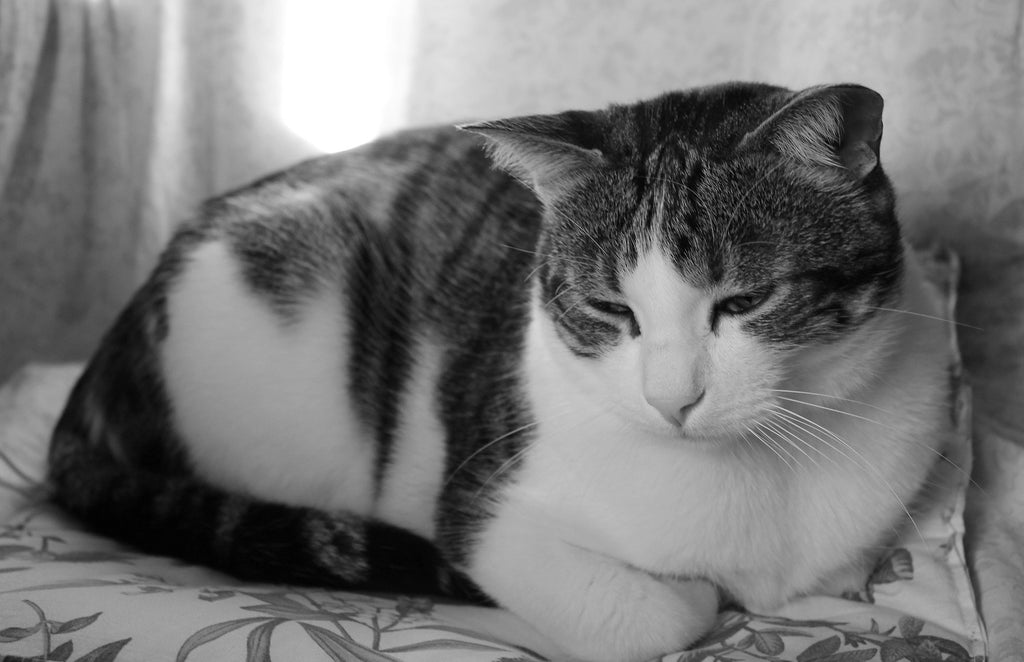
[
  {"x1": 0, "y1": 503, "x2": 988, "y2": 662},
  {"x1": 0, "y1": 492, "x2": 986, "y2": 662},
  {"x1": 0, "y1": 251, "x2": 987, "y2": 662}
]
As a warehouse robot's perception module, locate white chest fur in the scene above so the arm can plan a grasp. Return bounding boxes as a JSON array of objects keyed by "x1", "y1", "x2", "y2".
[
  {"x1": 493, "y1": 253, "x2": 949, "y2": 611},
  {"x1": 506, "y1": 391, "x2": 907, "y2": 608}
]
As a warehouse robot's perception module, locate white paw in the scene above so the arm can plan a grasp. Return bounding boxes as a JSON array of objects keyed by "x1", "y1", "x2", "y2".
[{"x1": 546, "y1": 577, "x2": 719, "y2": 662}]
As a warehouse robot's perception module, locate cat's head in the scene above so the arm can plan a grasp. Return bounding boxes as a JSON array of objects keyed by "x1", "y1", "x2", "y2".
[{"x1": 463, "y1": 83, "x2": 903, "y2": 443}]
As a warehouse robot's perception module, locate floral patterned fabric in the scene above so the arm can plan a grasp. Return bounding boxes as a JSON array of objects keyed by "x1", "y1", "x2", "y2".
[{"x1": 0, "y1": 250, "x2": 986, "y2": 661}]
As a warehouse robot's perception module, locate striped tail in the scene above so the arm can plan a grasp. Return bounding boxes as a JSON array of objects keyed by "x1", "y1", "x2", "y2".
[{"x1": 47, "y1": 420, "x2": 458, "y2": 597}]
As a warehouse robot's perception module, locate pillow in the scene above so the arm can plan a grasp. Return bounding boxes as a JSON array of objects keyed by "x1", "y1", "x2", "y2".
[{"x1": 0, "y1": 249, "x2": 986, "y2": 662}]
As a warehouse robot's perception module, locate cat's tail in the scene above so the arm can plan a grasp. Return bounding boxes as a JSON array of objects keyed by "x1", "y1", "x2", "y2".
[{"x1": 47, "y1": 416, "x2": 465, "y2": 598}]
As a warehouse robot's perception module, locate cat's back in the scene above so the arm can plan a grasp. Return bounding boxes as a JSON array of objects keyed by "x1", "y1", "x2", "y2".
[
  {"x1": 204, "y1": 125, "x2": 528, "y2": 253},
  {"x1": 132, "y1": 126, "x2": 539, "y2": 534}
]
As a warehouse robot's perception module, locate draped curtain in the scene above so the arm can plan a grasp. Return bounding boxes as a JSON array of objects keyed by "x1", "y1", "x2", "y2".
[
  {"x1": 0, "y1": 0, "x2": 315, "y2": 381},
  {"x1": 2, "y1": 0, "x2": 1022, "y2": 657}
]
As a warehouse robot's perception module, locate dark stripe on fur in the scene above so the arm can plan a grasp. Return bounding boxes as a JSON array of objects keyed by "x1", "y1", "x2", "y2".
[
  {"x1": 348, "y1": 228, "x2": 416, "y2": 493},
  {"x1": 47, "y1": 129, "x2": 514, "y2": 600},
  {"x1": 49, "y1": 408, "x2": 462, "y2": 595}
]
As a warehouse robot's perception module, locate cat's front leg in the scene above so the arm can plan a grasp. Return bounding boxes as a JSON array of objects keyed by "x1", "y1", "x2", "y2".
[{"x1": 469, "y1": 511, "x2": 719, "y2": 662}]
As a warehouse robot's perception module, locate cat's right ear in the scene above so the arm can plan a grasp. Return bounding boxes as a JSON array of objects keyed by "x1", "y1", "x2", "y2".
[
  {"x1": 459, "y1": 111, "x2": 606, "y2": 204},
  {"x1": 740, "y1": 84, "x2": 884, "y2": 181}
]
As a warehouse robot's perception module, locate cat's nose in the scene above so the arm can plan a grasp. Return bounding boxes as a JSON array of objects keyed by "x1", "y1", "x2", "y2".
[{"x1": 646, "y1": 390, "x2": 705, "y2": 427}]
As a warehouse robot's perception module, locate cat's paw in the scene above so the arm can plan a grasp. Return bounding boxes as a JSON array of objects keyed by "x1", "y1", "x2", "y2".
[
  {"x1": 551, "y1": 577, "x2": 719, "y2": 662},
  {"x1": 472, "y1": 514, "x2": 719, "y2": 662}
]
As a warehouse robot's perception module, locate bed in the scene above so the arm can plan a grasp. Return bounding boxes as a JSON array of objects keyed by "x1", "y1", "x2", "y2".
[{"x1": 0, "y1": 248, "x2": 992, "y2": 662}]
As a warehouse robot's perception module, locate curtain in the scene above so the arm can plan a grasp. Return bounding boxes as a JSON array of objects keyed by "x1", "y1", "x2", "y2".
[{"x1": 0, "y1": 0, "x2": 315, "y2": 381}]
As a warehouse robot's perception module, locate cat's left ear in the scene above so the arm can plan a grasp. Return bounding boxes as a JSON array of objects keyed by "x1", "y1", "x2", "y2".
[
  {"x1": 741, "y1": 84, "x2": 884, "y2": 180},
  {"x1": 459, "y1": 111, "x2": 607, "y2": 203}
]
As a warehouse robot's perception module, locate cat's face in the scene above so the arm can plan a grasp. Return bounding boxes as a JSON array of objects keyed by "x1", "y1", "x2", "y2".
[
  {"x1": 469, "y1": 83, "x2": 902, "y2": 444},
  {"x1": 534, "y1": 154, "x2": 901, "y2": 442}
]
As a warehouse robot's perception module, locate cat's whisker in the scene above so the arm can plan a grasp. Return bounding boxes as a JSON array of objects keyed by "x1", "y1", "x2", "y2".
[
  {"x1": 547, "y1": 206, "x2": 603, "y2": 254},
  {"x1": 783, "y1": 422, "x2": 835, "y2": 470},
  {"x1": 769, "y1": 389, "x2": 894, "y2": 415},
  {"x1": 771, "y1": 405, "x2": 925, "y2": 545},
  {"x1": 472, "y1": 404, "x2": 599, "y2": 500},
  {"x1": 767, "y1": 434, "x2": 803, "y2": 471},
  {"x1": 444, "y1": 421, "x2": 544, "y2": 489},
  {"x1": 540, "y1": 276, "x2": 590, "y2": 312},
  {"x1": 499, "y1": 243, "x2": 541, "y2": 256},
  {"x1": 476, "y1": 406, "x2": 609, "y2": 501},
  {"x1": 760, "y1": 418, "x2": 821, "y2": 469},
  {"x1": 524, "y1": 262, "x2": 545, "y2": 283},
  {"x1": 473, "y1": 442, "x2": 537, "y2": 500},
  {"x1": 775, "y1": 395, "x2": 987, "y2": 507},
  {"x1": 770, "y1": 409, "x2": 917, "y2": 549},
  {"x1": 522, "y1": 248, "x2": 601, "y2": 282},
  {"x1": 758, "y1": 439, "x2": 796, "y2": 473},
  {"x1": 543, "y1": 284, "x2": 580, "y2": 309},
  {"x1": 525, "y1": 258, "x2": 574, "y2": 284},
  {"x1": 775, "y1": 394, "x2": 976, "y2": 481},
  {"x1": 555, "y1": 297, "x2": 589, "y2": 322},
  {"x1": 768, "y1": 414, "x2": 844, "y2": 472},
  {"x1": 738, "y1": 426, "x2": 760, "y2": 459},
  {"x1": 898, "y1": 436, "x2": 987, "y2": 501},
  {"x1": 448, "y1": 403, "x2": 583, "y2": 491},
  {"x1": 775, "y1": 396, "x2": 895, "y2": 432},
  {"x1": 746, "y1": 422, "x2": 796, "y2": 472},
  {"x1": 863, "y1": 305, "x2": 983, "y2": 331},
  {"x1": 555, "y1": 253, "x2": 604, "y2": 271},
  {"x1": 767, "y1": 437, "x2": 803, "y2": 474},
  {"x1": 753, "y1": 419, "x2": 796, "y2": 465},
  {"x1": 771, "y1": 405, "x2": 877, "y2": 469}
]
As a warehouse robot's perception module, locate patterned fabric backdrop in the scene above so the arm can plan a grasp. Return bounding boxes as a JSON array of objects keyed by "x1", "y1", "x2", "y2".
[{"x1": 1, "y1": 0, "x2": 1022, "y2": 658}]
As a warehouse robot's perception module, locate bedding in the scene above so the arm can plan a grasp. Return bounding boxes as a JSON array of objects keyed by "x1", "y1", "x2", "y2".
[{"x1": 0, "y1": 249, "x2": 987, "y2": 662}]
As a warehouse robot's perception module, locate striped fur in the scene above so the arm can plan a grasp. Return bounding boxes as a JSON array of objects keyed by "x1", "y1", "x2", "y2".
[{"x1": 49, "y1": 83, "x2": 952, "y2": 662}]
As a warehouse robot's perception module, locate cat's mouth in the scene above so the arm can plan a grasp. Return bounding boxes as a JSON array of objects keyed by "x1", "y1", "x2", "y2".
[
  {"x1": 676, "y1": 433, "x2": 739, "y2": 449},
  {"x1": 660, "y1": 420, "x2": 748, "y2": 448},
  {"x1": 654, "y1": 404, "x2": 776, "y2": 450}
]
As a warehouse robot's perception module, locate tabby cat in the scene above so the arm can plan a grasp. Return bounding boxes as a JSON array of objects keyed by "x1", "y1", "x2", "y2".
[{"x1": 49, "y1": 82, "x2": 952, "y2": 662}]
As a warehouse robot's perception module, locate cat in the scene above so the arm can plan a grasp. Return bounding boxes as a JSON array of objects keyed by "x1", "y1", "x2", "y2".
[{"x1": 48, "y1": 82, "x2": 953, "y2": 662}]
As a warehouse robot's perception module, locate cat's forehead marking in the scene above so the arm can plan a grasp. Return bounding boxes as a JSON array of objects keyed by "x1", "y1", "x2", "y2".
[
  {"x1": 638, "y1": 147, "x2": 727, "y2": 290},
  {"x1": 644, "y1": 157, "x2": 778, "y2": 292},
  {"x1": 620, "y1": 248, "x2": 710, "y2": 337}
]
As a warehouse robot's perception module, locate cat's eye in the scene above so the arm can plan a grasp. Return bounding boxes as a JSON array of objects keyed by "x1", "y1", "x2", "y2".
[
  {"x1": 588, "y1": 299, "x2": 634, "y2": 318},
  {"x1": 717, "y1": 291, "x2": 770, "y2": 316}
]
